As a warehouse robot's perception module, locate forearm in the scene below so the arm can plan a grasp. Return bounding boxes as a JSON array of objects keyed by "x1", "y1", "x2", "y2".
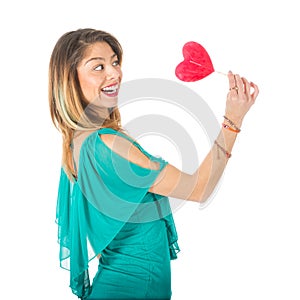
[
  {"x1": 191, "y1": 124, "x2": 240, "y2": 203},
  {"x1": 152, "y1": 119, "x2": 241, "y2": 203}
]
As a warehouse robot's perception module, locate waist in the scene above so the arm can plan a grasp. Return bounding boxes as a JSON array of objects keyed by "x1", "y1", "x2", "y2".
[{"x1": 100, "y1": 219, "x2": 169, "y2": 266}]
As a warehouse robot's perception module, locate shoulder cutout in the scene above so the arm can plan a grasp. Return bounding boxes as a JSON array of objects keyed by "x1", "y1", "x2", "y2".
[{"x1": 100, "y1": 133, "x2": 160, "y2": 170}]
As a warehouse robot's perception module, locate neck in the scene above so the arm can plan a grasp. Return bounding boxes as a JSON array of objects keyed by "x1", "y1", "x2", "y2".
[{"x1": 84, "y1": 102, "x2": 115, "y2": 125}]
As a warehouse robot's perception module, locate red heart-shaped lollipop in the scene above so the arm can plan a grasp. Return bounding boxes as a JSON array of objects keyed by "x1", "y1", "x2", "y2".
[{"x1": 175, "y1": 41, "x2": 215, "y2": 82}]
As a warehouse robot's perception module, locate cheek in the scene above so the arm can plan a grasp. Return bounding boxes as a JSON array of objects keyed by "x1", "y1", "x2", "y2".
[
  {"x1": 118, "y1": 69, "x2": 123, "y2": 80},
  {"x1": 78, "y1": 76, "x2": 102, "y2": 100}
]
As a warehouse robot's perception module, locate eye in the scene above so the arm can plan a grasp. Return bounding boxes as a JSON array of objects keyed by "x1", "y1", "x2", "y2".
[
  {"x1": 112, "y1": 60, "x2": 120, "y2": 67},
  {"x1": 94, "y1": 64, "x2": 104, "y2": 71}
]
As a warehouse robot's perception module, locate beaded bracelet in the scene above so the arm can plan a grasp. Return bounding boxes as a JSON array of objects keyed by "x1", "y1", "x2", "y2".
[
  {"x1": 214, "y1": 140, "x2": 231, "y2": 159},
  {"x1": 222, "y1": 123, "x2": 241, "y2": 133},
  {"x1": 223, "y1": 115, "x2": 241, "y2": 132}
]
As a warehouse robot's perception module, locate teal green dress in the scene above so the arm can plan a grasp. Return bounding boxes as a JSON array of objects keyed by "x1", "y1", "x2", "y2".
[{"x1": 56, "y1": 128, "x2": 180, "y2": 299}]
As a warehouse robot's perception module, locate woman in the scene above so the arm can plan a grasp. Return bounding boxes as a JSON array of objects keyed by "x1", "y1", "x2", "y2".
[{"x1": 49, "y1": 28, "x2": 259, "y2": 299}]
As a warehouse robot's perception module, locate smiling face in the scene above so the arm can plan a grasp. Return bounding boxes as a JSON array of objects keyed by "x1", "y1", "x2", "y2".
[{"x1": 77, "y1": 41, "x2": 122, "y2": 108}]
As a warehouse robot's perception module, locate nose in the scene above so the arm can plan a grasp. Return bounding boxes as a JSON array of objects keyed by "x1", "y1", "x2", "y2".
[{"x1": 105, "y1": 65, "x2": 120, "y2": 80}]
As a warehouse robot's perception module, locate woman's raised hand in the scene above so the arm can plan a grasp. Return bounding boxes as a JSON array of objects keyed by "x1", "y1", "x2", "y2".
[{"x1": 225, "y1": 71, "x2": 259, "y2": 127}]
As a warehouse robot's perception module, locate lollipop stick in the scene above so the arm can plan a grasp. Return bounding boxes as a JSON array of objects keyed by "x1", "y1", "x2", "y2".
[
  {"x1": 215, "y1": 71, "x2": 227, "y2": 76},
  {"x1": 189, "y1": 60, "x2": 227, "y2": 76}
]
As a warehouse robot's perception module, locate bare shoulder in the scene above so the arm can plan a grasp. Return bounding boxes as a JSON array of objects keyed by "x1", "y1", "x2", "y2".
[{"x1": 100, "y1": 133, "x2": 160, "y2": 170}]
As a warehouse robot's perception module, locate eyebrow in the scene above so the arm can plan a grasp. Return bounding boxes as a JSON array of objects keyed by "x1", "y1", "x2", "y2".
[{"x1": 84, "y1": 53, "x2": 117, "y2": 66}]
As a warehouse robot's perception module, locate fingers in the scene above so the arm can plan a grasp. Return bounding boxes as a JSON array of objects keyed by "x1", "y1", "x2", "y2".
[
  {"x1": 228, "y1": 71, "x2": 258, "y2": 101},
  {"x1": 228, "y1": 71, "x2": 245, "y2": 95},
  {"x1": 235, "y1": 74, "x2": 243, "y2": 94},
  {"x1": 250, "y1": 81, "x2": 259, "y2": 101},
  {"x1": 242, "y1": 77, "x2": 251, "y2": 98},
  {"x1": 228, "y1": 71, "x2": 236, "y2": 89}
]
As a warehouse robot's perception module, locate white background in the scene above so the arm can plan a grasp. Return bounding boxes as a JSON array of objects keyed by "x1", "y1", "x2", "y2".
[{"x1": 1, "y1": 0, "x2": 300, "y2": 299}]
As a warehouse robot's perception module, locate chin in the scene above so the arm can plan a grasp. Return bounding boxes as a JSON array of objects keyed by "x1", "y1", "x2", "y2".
[
  {"x1": 99, "y1": 92, "x2": 119, "y2": 107},
  {"x1": 103, "y1": 98, "x2": 118, "y2": 109},
  {"x1": 88, "y1": 94, "x2": 117, "y2": 108}
]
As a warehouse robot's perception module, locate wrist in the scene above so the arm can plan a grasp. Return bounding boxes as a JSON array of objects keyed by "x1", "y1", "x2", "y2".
[
  {"x1": 223, "y1": 115, "x2": 242, "y2": 132},
  {"x1": 222, "y1": 123, "x2": 240, "y2": 133}
]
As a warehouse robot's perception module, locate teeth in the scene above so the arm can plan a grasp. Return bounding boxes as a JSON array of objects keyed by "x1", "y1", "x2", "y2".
[{"x1": 102, "y1": 84, "x2": 118, "y2": 92}]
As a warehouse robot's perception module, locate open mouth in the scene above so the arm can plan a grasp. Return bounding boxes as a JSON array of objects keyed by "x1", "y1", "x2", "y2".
[{"x1": 101, "y1": 83, "x2": 119, "y2": 96}]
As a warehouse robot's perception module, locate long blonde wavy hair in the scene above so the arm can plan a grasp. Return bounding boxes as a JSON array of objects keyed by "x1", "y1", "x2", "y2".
[{"x1": 49, "y1": 28, "x2": 123, "y2": 180}]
